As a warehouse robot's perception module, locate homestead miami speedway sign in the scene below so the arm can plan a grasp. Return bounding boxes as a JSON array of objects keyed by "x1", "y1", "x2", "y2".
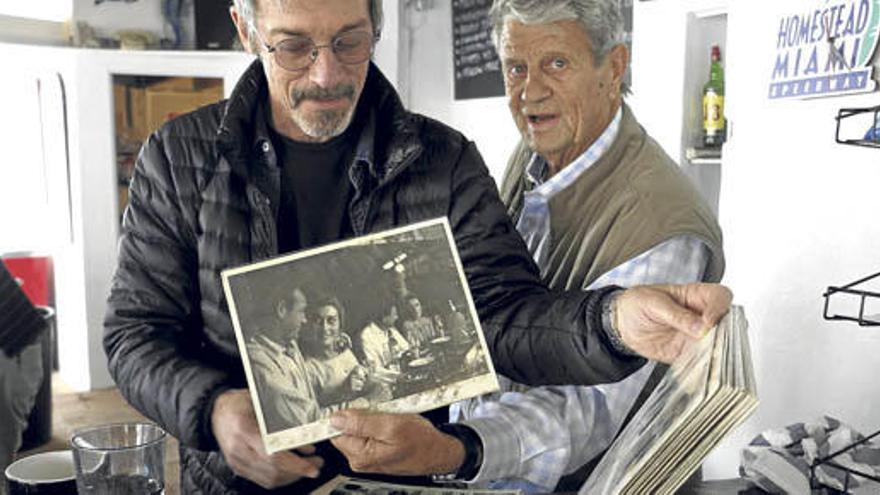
[{"x1": 769, "y1": 0, "x2": 880, "y2": 99}]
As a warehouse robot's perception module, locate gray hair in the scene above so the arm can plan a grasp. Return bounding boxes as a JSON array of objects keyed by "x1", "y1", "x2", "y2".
[
  {"x1": 490, "y1": 0, "x2": 630, "y2": 94},
  {"x1": 233, "y1": 0, "x2": 384, "y2": 48}
]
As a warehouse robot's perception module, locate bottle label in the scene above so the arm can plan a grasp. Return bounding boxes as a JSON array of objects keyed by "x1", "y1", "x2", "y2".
[{"x1": 703, "y1": 92, "x2": 725, "y2": 134}]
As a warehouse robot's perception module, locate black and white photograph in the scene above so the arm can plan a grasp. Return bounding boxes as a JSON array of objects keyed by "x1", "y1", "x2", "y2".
[{"x1": 221, "y1": 218, "x2": 499, "y2": 453}]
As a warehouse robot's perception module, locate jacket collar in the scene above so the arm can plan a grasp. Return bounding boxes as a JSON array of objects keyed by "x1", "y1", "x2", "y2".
[
  {"x1": 216, "y1": 59, "x2": 422, "y2": 184},
  {"x1": 216, "y1": 59, "x2": 268, "y2": 173},
  {"x1": 358, "y1": 64, "x2": 423, "y2": 183}
]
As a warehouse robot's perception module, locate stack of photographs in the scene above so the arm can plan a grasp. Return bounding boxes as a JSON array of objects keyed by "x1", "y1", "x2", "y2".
[
  {"x1": 222, "y1": 218, "x2": 499, "y2": 453},
  {"x1": 312, "y1": 476, "x2": 522, "y2": 495},
  {"x1": 581, "y1": 305, "x2": 758, "y2": 495}
]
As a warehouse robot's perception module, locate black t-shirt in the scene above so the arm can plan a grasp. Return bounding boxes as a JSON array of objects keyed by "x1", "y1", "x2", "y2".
[
  {"x1": 262, "y1": 126, "x2": 446, "y2": 493},
  {"x1": 273, "y1": 128, "x2": 357, "y2": 254}
]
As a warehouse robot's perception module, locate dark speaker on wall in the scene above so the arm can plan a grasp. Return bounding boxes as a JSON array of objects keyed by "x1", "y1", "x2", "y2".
[{"x1": 194, "y1": 0, "x2": 237, "y2": 50}]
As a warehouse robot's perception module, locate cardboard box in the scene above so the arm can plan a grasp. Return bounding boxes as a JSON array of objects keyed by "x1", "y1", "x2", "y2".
[
  {"x1": 148, "y1": 77, "x2": 223, "y2": 93},
  {"x1": 144, "y1": 84, "x2": 223, "y2": 133},
  {"x1": 113, "y1": 83, "x2": 126, "y2": 132},
  {"x1": 115, "y1": 78, "x2": 224, "y2": 143},
  {"x1": 129, "y1": 86, "x2": 148, "y2": 141},
  {"x1": 113, "y1": 83, "x2": 149, "y2": 144}
]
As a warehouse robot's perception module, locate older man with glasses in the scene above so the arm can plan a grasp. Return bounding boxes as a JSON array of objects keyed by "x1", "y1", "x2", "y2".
[{"x1": 103, "y1": 0, "x2": 732, "y2": 493}]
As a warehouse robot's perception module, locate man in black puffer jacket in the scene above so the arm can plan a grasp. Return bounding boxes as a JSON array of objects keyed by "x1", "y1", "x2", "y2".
[{"x1": 104, "y1": 0, "x2": 731, "y2": 493}]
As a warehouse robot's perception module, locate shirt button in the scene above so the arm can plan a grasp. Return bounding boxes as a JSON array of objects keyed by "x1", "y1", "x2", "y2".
[{"x1": 260, "y1": 141, "x2": 270, "y2": 153}]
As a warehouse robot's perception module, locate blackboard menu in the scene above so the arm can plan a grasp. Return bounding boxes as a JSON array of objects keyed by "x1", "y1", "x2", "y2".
[{"x1": 452, "y1": 0, "x2": 505, "y2": 100}]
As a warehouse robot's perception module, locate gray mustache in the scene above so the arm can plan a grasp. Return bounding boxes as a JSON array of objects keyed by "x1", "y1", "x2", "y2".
[{"x1": 292, "y1": 85, "x2": 355, "y2": 107}]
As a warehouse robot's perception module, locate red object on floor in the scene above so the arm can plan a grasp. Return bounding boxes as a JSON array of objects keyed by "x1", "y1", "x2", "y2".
[{"x1": 2, "y1": 255, "x2": 53, "y2": 306}]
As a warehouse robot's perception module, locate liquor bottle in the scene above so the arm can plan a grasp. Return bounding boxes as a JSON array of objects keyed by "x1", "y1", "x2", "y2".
[{"x1": 702, "y1": 45, "x2": 726, "y2": 148}]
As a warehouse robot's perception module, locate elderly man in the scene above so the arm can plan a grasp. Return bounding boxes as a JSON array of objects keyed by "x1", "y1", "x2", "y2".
[
  {"x1": 332, "y1": 0, "x2": 724, "y2": 492},
  {"x1": 456, "y1": 0, "x2": 724, "y2": 491},
  {"x1": 103, "y1": 0, "x2": 731, "y2": 492}
]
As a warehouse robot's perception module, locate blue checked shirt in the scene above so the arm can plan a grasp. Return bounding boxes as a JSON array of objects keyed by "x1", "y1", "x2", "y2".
[
  {"x1": 518, "y1": 109, "x2": 619, "y2": 272},
  {"x1": 450, "y1": 107, "x2": 711, "y2": 493}
]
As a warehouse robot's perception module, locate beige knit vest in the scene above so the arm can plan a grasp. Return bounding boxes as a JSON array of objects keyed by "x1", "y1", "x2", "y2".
[{"x1": 499, "y1": 104, "x2": 725, "y2": 290}]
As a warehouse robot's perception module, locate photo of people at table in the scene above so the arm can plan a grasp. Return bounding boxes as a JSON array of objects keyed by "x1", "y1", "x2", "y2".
[{"x1": 223, "y1": 222, "x2": 494, "y2": 437}]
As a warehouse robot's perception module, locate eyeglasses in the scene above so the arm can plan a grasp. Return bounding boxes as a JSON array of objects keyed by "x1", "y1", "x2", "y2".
[{"x1": 252, "y1": 26, "x2": 376, "y2": 72}]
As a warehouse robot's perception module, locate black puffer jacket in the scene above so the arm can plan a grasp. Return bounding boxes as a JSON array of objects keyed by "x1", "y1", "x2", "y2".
[{"x1": 104, "y1": 60, "x2": 644, "y2": 493}]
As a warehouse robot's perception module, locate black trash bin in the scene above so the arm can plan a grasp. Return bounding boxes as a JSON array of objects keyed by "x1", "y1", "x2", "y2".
[{"x1": 19, "y1": 306, "x2": 54, "y2": 451}]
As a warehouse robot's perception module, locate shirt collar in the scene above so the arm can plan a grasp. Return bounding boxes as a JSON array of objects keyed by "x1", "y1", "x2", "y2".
[
  {"x1": 253, "y1": 334, "x2": 284, "y2": 353},
  {"x1": 525, "y1": 106, "x2": 624, "y2": 193}
]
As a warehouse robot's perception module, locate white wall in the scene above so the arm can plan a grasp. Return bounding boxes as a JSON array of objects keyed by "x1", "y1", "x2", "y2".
[
  {"x1": 401, "y1": 0, "x2": 880, "y2": 481},
  {"x1": 0, "y1": 73, "x2": 55, "y2": 252},
  {"x1": 626, "y1": 0, "x2": 880, "y2": 480},
  {"x1": 711, "y1": 0, "x2": 880, "y2": 480},
  {"x1": 403, "y1": 1, "x2": 518, "y2": 181},
  {"x1": 1, "y1": 44, "x2": 86, "y2": 389},
  {"x1": 374, "y1": 0, "x2": 402, "y2": 93}
]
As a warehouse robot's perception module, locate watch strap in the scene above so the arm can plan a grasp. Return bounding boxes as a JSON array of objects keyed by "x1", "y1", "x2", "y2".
[{"x1": 431, "y1": 422, "x2": 484, "y2": 483}]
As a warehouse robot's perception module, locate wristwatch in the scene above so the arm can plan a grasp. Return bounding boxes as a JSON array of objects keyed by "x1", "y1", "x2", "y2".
[
  {"x1": 601, "y1": 288, "x2": 638, "y2": 356},
  {"x1": 431, "y1": 423, "x2": 484, "y2": 483}
]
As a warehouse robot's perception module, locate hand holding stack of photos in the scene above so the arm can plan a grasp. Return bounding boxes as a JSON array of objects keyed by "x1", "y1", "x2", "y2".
[{"x1": 582, "y1": 305, "x2": 758, "y2": 495}]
